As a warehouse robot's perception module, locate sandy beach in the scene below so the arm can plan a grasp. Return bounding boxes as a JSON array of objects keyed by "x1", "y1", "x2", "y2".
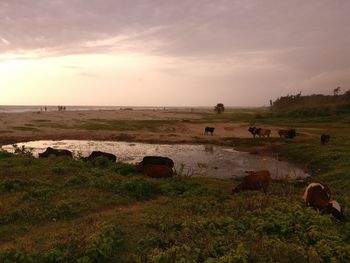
[
  {"x1": 0, "y1": 109, "x2": 290, "y2": 146},
  {"x1": 0, "y1": 109, "x2": 318, "y2": 155}
]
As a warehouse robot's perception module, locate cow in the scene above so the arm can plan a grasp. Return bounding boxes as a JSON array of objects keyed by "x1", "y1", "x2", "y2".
[
  {"x1": 84, "y1": 151, "x2": 117, "y2": 163},
  {"x1": 248, "y1": 127, "x2": 271, "y2": 138},
  {"x1": 303, "y1": 182, "x2": 345, "y2": 221},
  {"x1": 140, "y1": 156, "x2": 174, "y2": 168},
  {"x1": 278, "y1": 129, "x2": 296, "y2": 139},
  {"x1": 136, "y1": 164, "x2": 173, "y2": 178},
  {"x1": 204, "y1": 127, "x2": 215, "y2": 135},
  {"x1": 321, "y1": 134, "x2": 330, "y2": 144},
  {"x1": 38, "y1": 147, "x2": 73, "y2": 158},
  {"x1": 232, "y1": 170, "x2": 271, "y2": 193}
]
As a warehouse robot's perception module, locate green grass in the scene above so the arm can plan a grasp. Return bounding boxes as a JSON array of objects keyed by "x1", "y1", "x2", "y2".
[
  {"x1": 1, "y1": 110, "x2": 350, "y2": 262},
  {"x1": 0, "y1": 146, "x2": 349, "y2": 262}
]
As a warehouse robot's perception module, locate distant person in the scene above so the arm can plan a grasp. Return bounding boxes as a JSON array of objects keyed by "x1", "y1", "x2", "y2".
[{"x1": 45, "y1": 107, "x2": 47, "y2": 111}]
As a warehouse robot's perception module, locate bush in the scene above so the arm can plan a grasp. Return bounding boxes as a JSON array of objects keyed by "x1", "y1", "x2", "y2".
[
  {"x1": 0, "y1": 249, "x2": 34, "y2": 263},
  {"x1": 91, "y1": 157, "x2": 115, "y2": 168},
  {"x1": 115, "y1": 163, "x2": 137, "y2": 176},
  {"x1": 160, "y1": 179, "x2": 200, "y2": 195},
  {"x1": 49, "y1": 202, "x2": 79, "y2": 220},
  {"x1": 119, "y1": 177, "x2": 160, "y2": 200},
  {"x1": 65, "y1": 175, "x2": 90, "y2": 187},
  {"x1": 40, "y1": 248, "x2": 68, "y2": 263},
  {"x1": 77, "y1": 225, "x2": 123, "y2": 263},
  {"x1": 0, "y1": 180, "x2": 29, "y2": 192}
]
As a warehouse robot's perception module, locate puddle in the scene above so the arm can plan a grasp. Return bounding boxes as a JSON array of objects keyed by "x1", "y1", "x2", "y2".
[{"x1": 1, "y1": 140, "x2": 309, "y2": 179}]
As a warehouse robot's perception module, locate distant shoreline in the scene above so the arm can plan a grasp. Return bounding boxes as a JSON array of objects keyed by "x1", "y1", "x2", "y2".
[{"x1": 0, "y1": 105, "x2": 258, "y2": 113}]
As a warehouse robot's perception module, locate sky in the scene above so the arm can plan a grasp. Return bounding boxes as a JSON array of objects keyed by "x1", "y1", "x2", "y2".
[{"x1": 1, "y1": 0, "x2": 350, "y2": 107}]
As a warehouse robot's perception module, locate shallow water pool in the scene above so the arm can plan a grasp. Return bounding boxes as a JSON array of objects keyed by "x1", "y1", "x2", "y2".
[{"x1": 1, "y1": 140, "x2": 309, "y2": 179}]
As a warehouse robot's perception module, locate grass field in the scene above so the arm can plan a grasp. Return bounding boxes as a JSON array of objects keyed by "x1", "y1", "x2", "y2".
[{"x1": 0, "y1": 110, "x2": 350, "y2": 262}]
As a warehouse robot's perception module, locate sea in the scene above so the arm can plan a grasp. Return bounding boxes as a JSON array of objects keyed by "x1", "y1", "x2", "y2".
[{"x1": 0, "y1": 105, "x2": 212, "y2": 113}]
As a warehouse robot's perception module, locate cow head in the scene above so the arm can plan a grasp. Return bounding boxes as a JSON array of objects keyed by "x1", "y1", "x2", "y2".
[
  {"x1": 328, "y1": 200, "x2": 345, "y2": 221},
  {"x1": 248, "y1": 127, "x2": 256, "y2": 133}
]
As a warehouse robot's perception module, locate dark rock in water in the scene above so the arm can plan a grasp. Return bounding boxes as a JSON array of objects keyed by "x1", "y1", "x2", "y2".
[
  {"x1": 140, "y1": 156, "x2": 174, "y2": 168},
  {"x1": 85, "y1": 151, "x2": 117, "y2": 162},
  {"x1": 39, "y1": 147, "x2": 73, "y2": 158}
]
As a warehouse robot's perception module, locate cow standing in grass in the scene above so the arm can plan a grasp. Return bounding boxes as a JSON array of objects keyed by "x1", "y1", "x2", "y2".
[
  {"x1": 278, "y1": 129, "x2": 296, "y2": 139},
  {"x1": 321, "y1": 134, "x2": 330, "y2": 144},
  {"x1": 232, "y1": 170, "x2": 271, "y2": 193},
  {"x1": 303, "y1": 182, "x2": 345, "y2": 220},
  {"x1": 204, "y1": 127, "x2": 215, "y2": 135},
  {"x1": 248, "y1": 127, "x2": 271, "y2": 138}
]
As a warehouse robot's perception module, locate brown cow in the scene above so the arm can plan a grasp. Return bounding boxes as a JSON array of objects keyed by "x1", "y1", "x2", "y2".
[
  {"x1": 303, "y1": 182, "x2": 345, "y2": 220},
  {"x1": 248, "y1": 127, "x2": 271, "y2": 138},
  {"x1": 232, "y1": 170, "x2": 271, "y2": 193},
  {"x1": 136, "y1": 164, "x2": 173, "y2": 178},
  {"x1": 256, "y1": 128, "x2": 271, "y2": 138}
]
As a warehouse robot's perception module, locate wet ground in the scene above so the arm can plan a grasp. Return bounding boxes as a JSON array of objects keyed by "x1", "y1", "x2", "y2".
[{"x1": 1, "y1": 140, "x2": 309, "y2": 179}]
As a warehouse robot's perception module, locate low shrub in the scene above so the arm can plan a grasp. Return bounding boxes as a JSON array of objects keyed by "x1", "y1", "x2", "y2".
[
  {"x1": 65, "y1": 175, "x2": 90, "y2": 187},
  {"x1": 115, "y1": 163, "x2": 137, "y2": 176},
  {"x1": 77, "y1": 225, "x2": 123, "y2": 263},
  {"x1": 0, "y1": 249, "x2": 34, "y2": 263},
  {"x1": 119, "y1": 177, "x2": 160, "y2": 201}
]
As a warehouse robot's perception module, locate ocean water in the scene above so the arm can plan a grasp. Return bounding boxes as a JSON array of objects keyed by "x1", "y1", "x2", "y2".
[{"x1": 0, "y1": 105, "x2": 206, "y2": 113}]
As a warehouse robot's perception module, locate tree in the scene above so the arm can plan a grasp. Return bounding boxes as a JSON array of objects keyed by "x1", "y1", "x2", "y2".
[
  {"x1": 214, "y1": 103, "x2": 225, "y2": 114},
  {"x1": 333, "y1": 86, "x2": 341, "y2": 96}
]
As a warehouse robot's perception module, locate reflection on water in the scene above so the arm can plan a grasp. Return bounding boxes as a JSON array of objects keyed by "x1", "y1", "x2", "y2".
[{"x1": 1, "y1": 140, "x2": 309, "y2": 179}]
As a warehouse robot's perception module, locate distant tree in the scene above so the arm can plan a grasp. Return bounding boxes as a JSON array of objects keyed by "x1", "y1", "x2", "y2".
[
  {"x1": 333, "y1": 86, "x2": 341, "y2": 96},
  {"x1": 269, "y1": 100, "x2": 273, "y2": 107},
  {"x1": 214, "y1": 103, "x2": 225, "y2": 114}
]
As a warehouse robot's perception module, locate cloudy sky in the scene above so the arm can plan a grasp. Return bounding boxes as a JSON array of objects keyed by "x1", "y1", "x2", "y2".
[{"x1": 1, "y1": 0, "x2": 350, "y2": 106}]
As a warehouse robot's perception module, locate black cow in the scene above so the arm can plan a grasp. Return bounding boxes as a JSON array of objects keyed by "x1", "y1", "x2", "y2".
[
  {"x1": 278, "y1": 129, "x2": 296, "y2": 139},
  {"x1": 321, "y1": 134, "x2": 330, "y2": 144},
  {"x1": 39, "y1": 147, "x2": 73, "y2": 158},
  {"x1": 140, "y1": 156, "x2": 174, "y2": 168},
  {"x1": 85, "y1": 151, "x2": 117, "y2": 162},
  {"x1": 204, "y1": 127, "x2": 215, "y2": 135},
  {"x1": 248, "y1": 127, "x2": 259, "y2": 138}
]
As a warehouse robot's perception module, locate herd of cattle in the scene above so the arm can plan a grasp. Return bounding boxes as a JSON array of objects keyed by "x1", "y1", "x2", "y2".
[
  {"x1": 38, "y1": 136, "x2": 345, "y2": 221},
  {"x1": 205, "y1": 126, "x2": 331, "y2": 144}
]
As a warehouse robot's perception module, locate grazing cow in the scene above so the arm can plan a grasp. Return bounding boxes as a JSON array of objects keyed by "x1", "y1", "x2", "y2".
[
  {"x1": 232, "y1": 170, "x2": 271, "y2": 193},
  {"x1": 140, "y1": 156, "x2": 174, "y2": 168},
  {"x1": 204, "y1": 127, "x2": 215, "y2": 135},
  {"x1": 39, "y1": 147, "x2": 73, "y2": 158},
  {"x1": 136, "y1": 164, "x2": 173, "y2": 178},
  {"x1": 85, "y1": 151, "x2": 117, "y2": 163},
  {"x1": 278, "y1": 129, "x2": 296, "y2": 139},
  {"x1": 248, "y1": 127, "x2": 260, "y2": 138},
  {"x1": 303, "y1": 182, "x2": 345, "y2": 220},
  {"x1": 248, "y1": 127, "x2": 271, "y2": 138},
  {"x1": 321, "y1": 134, "x2": 330, "y2": 144}
]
